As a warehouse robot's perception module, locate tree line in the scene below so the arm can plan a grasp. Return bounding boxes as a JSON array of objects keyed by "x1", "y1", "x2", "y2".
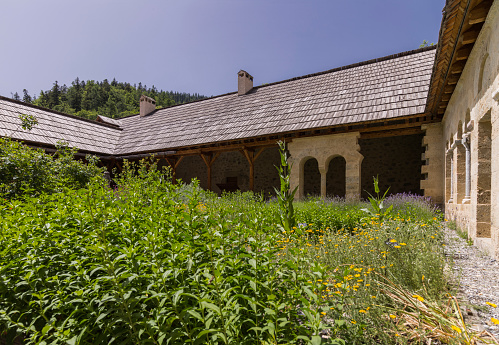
[{"x1": 11, "y1": 78, "x2": 207, "y2": 120}]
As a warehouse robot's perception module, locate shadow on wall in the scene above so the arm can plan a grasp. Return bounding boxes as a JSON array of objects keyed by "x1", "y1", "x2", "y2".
[{"x1": 360, "y1": 134, "x2": 425, "y2": 199}]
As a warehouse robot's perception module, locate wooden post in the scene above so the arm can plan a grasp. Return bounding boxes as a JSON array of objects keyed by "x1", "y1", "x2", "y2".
[
  {"x1": 240, "y1": 148, "x2": 264, "y2": 191},
  {"x1": 200, "y1": 153, "x2": 220, "y2": 190},
  {"x1": 165, "y1": 156, "x2": 184, "y2": 184}
]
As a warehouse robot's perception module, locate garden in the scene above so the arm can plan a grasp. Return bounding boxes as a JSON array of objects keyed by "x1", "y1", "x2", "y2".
[{"x1": 0, "y1": 138, "x2": 498, "y2": 344}]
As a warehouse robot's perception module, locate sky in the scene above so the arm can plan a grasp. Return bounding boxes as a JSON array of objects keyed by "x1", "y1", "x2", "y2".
[{"x1": 0, "y1": 0, "x2": 444, "y2": 99}]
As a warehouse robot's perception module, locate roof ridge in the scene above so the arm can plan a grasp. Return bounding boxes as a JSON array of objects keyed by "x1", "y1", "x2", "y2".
[
  {"x1": 117, "y1": 46, "x2": 436, "y2": 119},
  {"x1": 0, "y1": 95, "x2": 122, "y2": 131}
]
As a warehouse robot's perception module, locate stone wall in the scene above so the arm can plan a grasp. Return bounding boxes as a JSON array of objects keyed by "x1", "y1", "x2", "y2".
[
  {"x1": 359, "y1": 134, "x2": 425, "y2": 199},
  {"x1": 441, "y1": 0, "x2": 499, "y2": 258},
  {"x1": 174, "y1": 146, "x2": 281, "y2": 196},
  {"x1": 421, "y1": 123, "x2": 445, "y2": 206},
  {"x1": 288, "y1": 132, "x2": 363, "y2": 200}
]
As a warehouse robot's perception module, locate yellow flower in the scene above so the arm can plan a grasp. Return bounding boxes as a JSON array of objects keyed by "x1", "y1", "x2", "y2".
[
  {"x1": 413, "y1": 294, "x2": 424, "y2": 302},
  {"x1": 486, "y1": 302, "x2": 497, "y2": 308},
  {"x1": 320, "y1": 312, "x2": 326, "y2": 316},
  {"x1": 399, "y1": 243, "x2": 406, "y2": 246},
  {"x1": 451, "y1": 325, "x2": 462, "y2": 334},
  {"x1": 389, "y1": 314, "x2": 396, "y2": 319},
  {"x1": 351, "y1": 320, "x2": 357, "y2": 324},
  {"x1": 359, "y1": 309, "x2": 367, "y2": 313},
  {"x1": 389, "y1": 239, "x2": 397, "y2": 243},
  {"x1": 491, "y1": 318, "x2": 499, "y2": 325},
  {"x1": 394, "y1": 245, "x2": 401, "y2": 249}
]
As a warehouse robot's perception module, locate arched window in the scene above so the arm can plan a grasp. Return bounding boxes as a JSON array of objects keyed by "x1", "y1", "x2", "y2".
[
  {"x1": 303, "y1": 158, "x2": 321, "y2": 197},
  {"x1": 326, "y1": 156, "x2": 346, "y2": 198}
]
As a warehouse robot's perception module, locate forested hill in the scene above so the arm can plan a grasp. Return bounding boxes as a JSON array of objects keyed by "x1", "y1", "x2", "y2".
[{"x1": 11, "y1": 78, "x2": 208, "y2": 120}]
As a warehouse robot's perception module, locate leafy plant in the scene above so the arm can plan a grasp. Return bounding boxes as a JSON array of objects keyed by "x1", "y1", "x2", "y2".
[
  {"x1": 0, "y1": 138, "x2": 103, "y2": 198},
  {"x1": 274, "y1": 140, "x2": 298, "y2": 234},
  {"x1": 361, "y1": 176, "x2": 393, "y2": 222}
]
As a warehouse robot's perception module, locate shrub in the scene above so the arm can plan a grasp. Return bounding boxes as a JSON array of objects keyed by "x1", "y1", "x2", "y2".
[
  {"x1": 0, "y1": 139, "x2": 103, "y2": 198},
  {"x1": 0, "y1": 162, "x2": 346, "y2": 345}
]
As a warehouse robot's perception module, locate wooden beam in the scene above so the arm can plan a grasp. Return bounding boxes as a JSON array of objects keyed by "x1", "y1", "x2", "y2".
[
  {"x1": 455, "y1": 45, "x2": 473, "y2": 60},
  {"x1": 461, "y1": 25, "x2": 482, "y2": 44},
  {"x1": 441, "y1": 93, "x2": 452, "y2": 102},
  {"x1": 358, "y1": 119, "x2": 430, "y2": 134},
  {"x1": 253, "y1": 148, "x2": 265, "y2": 162},
  {"x1": 174, "y1": 156, "x2": 184, "y2": 169},
  {"x1": 443, "y1": 85, "x2": 455, "y2": 94},
  {"x1": 360, "y1": 127, "x2": 424, "y2": 139},
  {"x1": 203, "y1": 156, "x2": 212, "y2": 191},
  {"x1": 450, "y1": 61, "x2": 466, "y2": 74},
  {"x1": 446, "y1": 74, "x2": 460, "y2": 85},
  {"x1": 240, "y1": 149, "x2": 258, "y2": 191},
  {"x1": 164, "y1": 156, "x2": 184, "y2": 184},
  {"x1": 200, "y1": 153, "x2": 219, "y2": 191},
  {"x1": 469, "y1": 0, "x2": 492, "y2": 25}
]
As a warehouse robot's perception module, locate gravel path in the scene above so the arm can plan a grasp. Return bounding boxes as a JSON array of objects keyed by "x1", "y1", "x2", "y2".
[{"x1": 444, "y1": 226, "x2": 499, "y2": 339}]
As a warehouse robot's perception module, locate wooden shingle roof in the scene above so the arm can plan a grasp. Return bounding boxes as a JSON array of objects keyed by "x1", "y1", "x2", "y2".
[
  {"x1": 116, "y1": 47, "x2": 436, "y2": 155},
  {"x1": 0, "y1": 97, "x2": 121, "y2": 155},
  {"x1": 0, "y1": 46, "x2": 436, "y2": 156}
]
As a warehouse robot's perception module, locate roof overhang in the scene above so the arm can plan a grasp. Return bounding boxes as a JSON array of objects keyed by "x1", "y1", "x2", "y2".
[{"x1": 426, "y1": 0, "x2": 494, "y2": 117}]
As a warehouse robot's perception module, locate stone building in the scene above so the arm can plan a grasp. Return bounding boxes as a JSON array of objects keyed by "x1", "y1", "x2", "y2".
[{"x1": 0, "y1": 0, "x2": 498, "y2": 258}]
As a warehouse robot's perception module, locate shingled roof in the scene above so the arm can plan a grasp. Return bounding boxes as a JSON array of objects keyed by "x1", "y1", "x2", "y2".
[
  {"x1": 116, "y1": 46, "x2": 436, "y2": 155},
  {"x1": 0, "y1": 46, "x2": 436, "y2": 156},
  {"x1": 0, "y1": 97, "x2": 121, "y2": 154}
]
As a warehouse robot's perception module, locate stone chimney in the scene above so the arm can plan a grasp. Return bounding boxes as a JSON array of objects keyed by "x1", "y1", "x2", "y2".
[
  {"x1": 238, "y1": 70, "x2": 253, "y2": 95},
  {"x1": 140, "y1": 95, "x2": 156, "y2": 117}
]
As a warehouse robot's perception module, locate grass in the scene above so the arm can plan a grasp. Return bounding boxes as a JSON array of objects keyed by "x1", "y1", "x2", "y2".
[
  {"x1": 0, "y1": 160, "x2": 497, "y2": 344},
  {"x1": 448, "y1": 220, "x2": 474, "y2": 246}
]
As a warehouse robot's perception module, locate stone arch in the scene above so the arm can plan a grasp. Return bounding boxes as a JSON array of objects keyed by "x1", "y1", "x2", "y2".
[
  {"x1": 465, "y1": 109, "x2": 471, "y2": 129},
  {"x1": 456, "y1": 121, "x2": 466, "y2": 203},
  {"x1": 302, "y1": 157, "x2": 321, "y2": 197},
  {"x1": 475, "y1": 111, "x2": 492, "y2": 237},
  {"x1": 325, "y1": 155, "x2": 346, "y2": 198}
]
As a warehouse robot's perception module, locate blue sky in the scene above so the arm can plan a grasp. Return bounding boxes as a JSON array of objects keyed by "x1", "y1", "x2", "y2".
[{"x1": 0, "y1": 0, "x2": 444, "y2": 99}]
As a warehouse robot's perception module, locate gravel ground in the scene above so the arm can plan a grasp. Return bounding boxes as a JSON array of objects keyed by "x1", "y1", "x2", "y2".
[{"x1": 444, "y1": 226, "x2": 499, "y2": 339}]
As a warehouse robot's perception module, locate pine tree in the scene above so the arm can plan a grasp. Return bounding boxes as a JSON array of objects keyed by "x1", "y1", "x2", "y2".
[{"x1": 22, "y1": 89, "x2": 32, "y2": 103}]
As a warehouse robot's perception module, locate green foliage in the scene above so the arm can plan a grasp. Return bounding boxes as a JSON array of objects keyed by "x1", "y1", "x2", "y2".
[
  {"x1": 0, "y1": 139, "x2": 103, "y2": 198},
  {"x1": 361, "y1": 176, "x2": 393, "y2": 222},
  {"x1": 274, "y1": 141, "x2": 298, "y2": 234},
  {"x1": 0, "y1": 159, "x2": 449, "y2": 344},
  {"x1": 25, "y1": 78, "x2": 207, "y2": 120},
  {"x1": 419, "y1": 40, "x2": 435, "y2": 48},
  {"x1": 18, "y1": 113, "x2": 38, "y2": 131},
  {"x1": 0, "y1": 163, "x2": 344, "y2": 344}
]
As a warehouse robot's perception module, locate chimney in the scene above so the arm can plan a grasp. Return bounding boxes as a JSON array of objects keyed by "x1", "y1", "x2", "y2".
[
  {"x1": 140, "y1": 95, "x2": 156, "y2": 117},
  {"x1": 238, "y1": 70, "x2": 253, "y2": 95}
]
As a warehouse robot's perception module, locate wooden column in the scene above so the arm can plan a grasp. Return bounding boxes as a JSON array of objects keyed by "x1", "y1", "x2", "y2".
[
  {"x1": 115, "y1": 160, "x2": 123, "y2": 173},
  {"x1": 165, "y1": 156, "x2": 184, "y2": 184},
  {"x1": 200, "y1": 153, "x2": 220, "y2": 190},
  {"x1": 240, "y1": 148, "x2": 264, "y2": 191}
]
